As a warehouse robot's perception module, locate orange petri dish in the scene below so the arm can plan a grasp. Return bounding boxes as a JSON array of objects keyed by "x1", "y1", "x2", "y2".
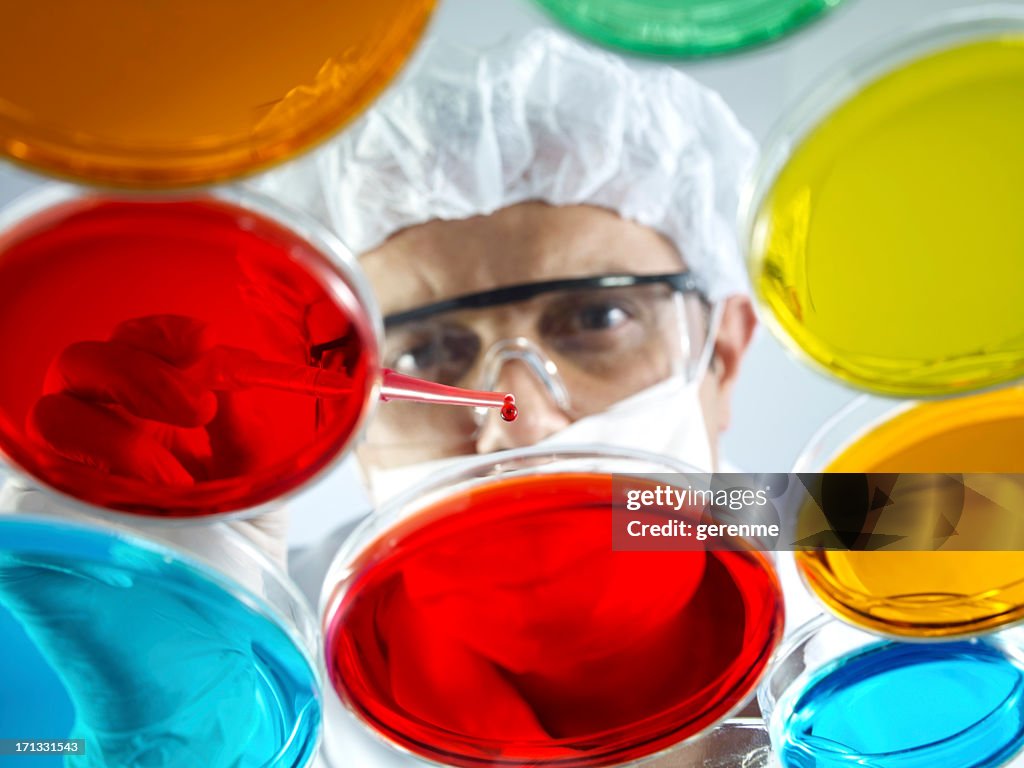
[
  {"x1": 795, "y1": 388, "x2": 1024, "y2": 639},
  {"x1": 0, "y1": 1, "x2": 436, "y2": 188}
]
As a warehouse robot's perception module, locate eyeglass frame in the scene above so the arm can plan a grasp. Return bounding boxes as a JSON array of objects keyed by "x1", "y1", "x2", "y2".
[{"x1": 310, "y1": 272, "x2": 706, "y2": 360}]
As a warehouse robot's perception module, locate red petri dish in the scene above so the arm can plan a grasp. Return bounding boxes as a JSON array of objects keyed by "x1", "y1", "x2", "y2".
[
  {"x1": 323, "y1": 457, "x2": 784, "y2": 767},
  {"x1": 0, "y1": 189, "x2": 378, "y2": 517}
]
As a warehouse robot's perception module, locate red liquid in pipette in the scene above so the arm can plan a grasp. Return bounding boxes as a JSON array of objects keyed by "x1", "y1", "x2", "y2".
[
  {"x1": 501, "y1": 395, "x2": 518, "y2": 423},
  {"x1": 0, "y1": 199, "x2": 374, "y2": 516},
  {"x1": 324, "y1": 473, "x2": 784, "y2": 767}
]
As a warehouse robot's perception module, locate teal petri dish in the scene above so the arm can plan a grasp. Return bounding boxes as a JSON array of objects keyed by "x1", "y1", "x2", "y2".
[
  {"x1": 530, "y1": 0, "x2": 847, "y2": 57},
  {"x1": 762, "y1": 616, "x2": 1024, "y2": 768},
  {"x1": 0, "y1": 514, "x2": 321, "y2": 767}
]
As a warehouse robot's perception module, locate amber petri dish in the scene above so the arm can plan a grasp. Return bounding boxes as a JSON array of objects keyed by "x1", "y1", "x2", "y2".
[
  {"x1": 794, "y1": 388, "x2": 1024, "y2": 639},
  {"x1": 0, "y1": 1, "x2": 436, "y2": 187}
]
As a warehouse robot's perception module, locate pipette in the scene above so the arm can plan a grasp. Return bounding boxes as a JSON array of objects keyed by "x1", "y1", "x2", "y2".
[{"x1": 192, "y1": 346, "x2": 518, "y2": 421}]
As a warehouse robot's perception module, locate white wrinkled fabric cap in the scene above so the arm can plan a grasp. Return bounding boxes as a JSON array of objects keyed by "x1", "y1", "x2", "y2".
[{"x1": 269, "y1": 29, "x2": 758, "y2": 301}]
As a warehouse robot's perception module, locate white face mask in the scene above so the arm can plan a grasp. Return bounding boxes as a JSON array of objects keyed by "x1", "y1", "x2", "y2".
[{"x1": 364, "y1": 375, "x2": 714, "y2": 507}]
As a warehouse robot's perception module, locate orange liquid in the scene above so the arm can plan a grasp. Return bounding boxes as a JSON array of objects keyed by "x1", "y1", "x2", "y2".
[
  {"x1": 0, "y1": 1, "x2": 435, "y2": 187},
  {"x1": 798, "y1": 388, "x2": 1024, "y2": 638}
]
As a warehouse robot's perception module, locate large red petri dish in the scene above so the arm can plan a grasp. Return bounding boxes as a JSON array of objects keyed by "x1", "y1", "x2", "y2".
[
  {"x1": 0, "y1": 190, "x2": 377, "y2": 517},
  {"x1": 323, "y1": 464, "x2": 784, "y2": 767}
]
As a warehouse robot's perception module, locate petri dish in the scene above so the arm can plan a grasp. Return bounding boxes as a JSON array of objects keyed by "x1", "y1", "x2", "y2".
[
  {"x1": 761, "y1": 615, "x2": 1024, "y2": 768},
  {"x1": 0, "y1": 1, "x2": 436, "y2": 188},
  {"x1": 0, "y1": 185, "x2": 379, "y2": 518},
  {"x1": 530, "y1": 0, "x2": 845, "y2": 57},
  {"x1": 0, "y1": 512, "x2": 321, "y2": 767},
  {"x1": 321, "y1": 447, "x2": 784, "y2": 767},
  {"x1": 792, "y1": 389, "x2": 1024, "y2": 639},
  {"x1": 746, "y1": 9, "x2": 1024, "y2": 397}
]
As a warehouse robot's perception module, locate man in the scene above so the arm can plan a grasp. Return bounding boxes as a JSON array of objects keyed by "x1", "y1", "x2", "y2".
[
  {"x1": 274, "y1": 29, "x2": 788, "y2": 767},
  {"x1": 274, "y1": 28, "x2": 759, "y2": 503}
]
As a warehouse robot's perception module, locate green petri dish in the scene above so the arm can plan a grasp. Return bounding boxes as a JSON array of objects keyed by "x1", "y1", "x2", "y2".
[{"x1": 530, "y1": 0, "x2": 846, "y2": 57}]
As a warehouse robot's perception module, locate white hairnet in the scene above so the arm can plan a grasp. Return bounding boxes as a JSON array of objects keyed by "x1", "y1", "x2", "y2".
[{"x1": 263, "y1": 29, "x2": 758, "y2": 301}]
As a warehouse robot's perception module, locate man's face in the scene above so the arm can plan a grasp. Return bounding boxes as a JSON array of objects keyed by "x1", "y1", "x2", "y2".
[{"x1": 359, "y1": 202, "x2": 754, "y2": 469}]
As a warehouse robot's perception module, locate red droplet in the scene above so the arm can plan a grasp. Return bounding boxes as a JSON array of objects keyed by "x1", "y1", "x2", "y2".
[{"x1": 500, "y1": 395, "x2": 518, "y2": 423}]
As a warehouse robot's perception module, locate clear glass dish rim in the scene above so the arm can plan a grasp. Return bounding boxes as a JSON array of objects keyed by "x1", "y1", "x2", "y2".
[
  {"x1": 791, "y1": 394, "x2": 915, "y2": 472},
  {"x1": 0, "y1": 181, "x2": 384, "y2": 527}
]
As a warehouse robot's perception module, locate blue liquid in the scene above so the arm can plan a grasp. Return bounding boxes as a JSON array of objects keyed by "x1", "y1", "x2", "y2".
[
  {"x1": 0, "y1": 518, "x2": 320, "y2": 768},
  {"x1": 775, "y1": 640, "x2": 1024, "y2": 768},
  {"x1": 0, "y1": 604, "x2": 74, "y2": 767}
]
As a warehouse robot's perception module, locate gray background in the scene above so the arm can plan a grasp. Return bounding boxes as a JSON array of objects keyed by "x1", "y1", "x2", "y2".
[{"x1": 0, "y1": 0, "x2": 1002, "y2": 544}]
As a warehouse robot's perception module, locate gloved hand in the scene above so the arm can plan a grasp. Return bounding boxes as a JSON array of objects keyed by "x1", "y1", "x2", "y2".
[
  {"x1": 23, "y1": 313, "x2": 289, "y2": 562},
  {"x1": 30, "y1": 315, "x2": 222, "y2": 485}
]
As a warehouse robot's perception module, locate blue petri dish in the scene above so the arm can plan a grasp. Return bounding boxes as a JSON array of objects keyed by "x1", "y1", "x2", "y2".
[
  {"x1": 768, "y1": 619, "x2": 1024, "y2": 768},
  {"x1": 0, "y1": 515, "x2": 321, "y2": 768}
]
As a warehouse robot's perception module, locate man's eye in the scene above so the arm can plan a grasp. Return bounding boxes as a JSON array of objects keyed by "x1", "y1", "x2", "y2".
[
  {"x1": 544, "y1": 301, "x2": 637, "y2": 337},
  {"x1": 575, "y1": 303, "x2": 632, "y2": 332},
  {"x1": 394, "y1": 342, "x2": 442, "y2": 375},
  {"x1": 387, "y1": 326, "x2": 481, "y2": 385}
]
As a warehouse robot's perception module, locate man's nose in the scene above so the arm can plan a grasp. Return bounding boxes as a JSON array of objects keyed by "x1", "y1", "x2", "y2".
[{"x1": 475, "y1": 360, "x2": 572, "y2": 453}]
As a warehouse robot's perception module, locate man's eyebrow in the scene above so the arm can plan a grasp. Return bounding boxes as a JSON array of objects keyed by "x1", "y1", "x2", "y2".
[{"x1": 382, "y1": 272, "x2": 699, "y2": 329}]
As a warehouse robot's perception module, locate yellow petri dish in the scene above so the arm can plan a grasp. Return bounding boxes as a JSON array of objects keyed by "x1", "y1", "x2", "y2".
[
  {"x1": 748, "y1": 12, "x2": 1024, "y2": 397},
  {"x1": 0, "y1": 1, "x2": 436, "y2": 188},
  {"x1": 796, "y1": 387, "x2": 1024, "y2": 639}
]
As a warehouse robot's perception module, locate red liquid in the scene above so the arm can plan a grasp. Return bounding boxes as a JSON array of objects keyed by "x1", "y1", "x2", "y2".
[
  {"x1": 0, "y1": 198, "x2": 375, "y2": 516},
  {"x1": 501, "y1": 395, "x2": 518, "y2": 423},
  {"x1": 325, "y1": 473, "x2": 784, "y2": 767}
]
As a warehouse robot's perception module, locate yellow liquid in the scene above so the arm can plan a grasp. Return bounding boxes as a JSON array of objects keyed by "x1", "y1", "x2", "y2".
[
  {"x1": 752, "y1": 37, "x2": 1024, "y2": 396},
  {"x1": 797, "y1": 387, "x2": 1024, "y2": 638},
  {"x1": 0, "y1": 1, "x2": 435, "y2": 187}
]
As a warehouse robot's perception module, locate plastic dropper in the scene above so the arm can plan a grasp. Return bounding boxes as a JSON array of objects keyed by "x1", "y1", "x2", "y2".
[{"x1": 192, "y1": 346, "x2": 518, "y2": 422}]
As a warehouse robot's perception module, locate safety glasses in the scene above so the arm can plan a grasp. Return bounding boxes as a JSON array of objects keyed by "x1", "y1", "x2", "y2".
[{"x1": 354, "y1": 271, "x2": 719, "y2": 461}]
